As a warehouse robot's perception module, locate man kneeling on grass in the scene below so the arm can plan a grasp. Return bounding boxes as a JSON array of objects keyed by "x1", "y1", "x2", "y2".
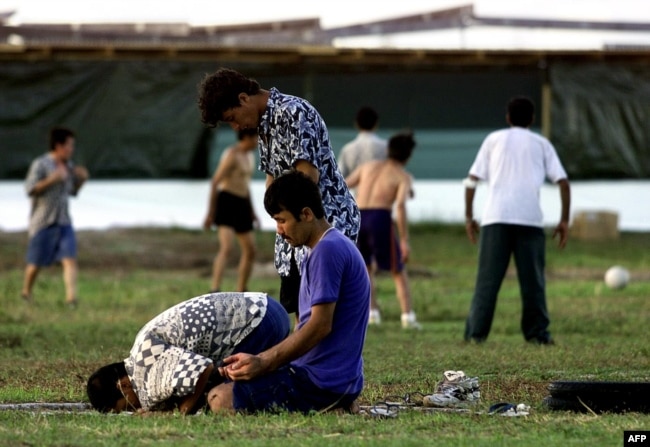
[
  {"x1": 207, "y1": 171, "x2": 370, "y2": 414},
  {"x1": 87, "y1": 172, "x2": 370, "y2": 415},
  {"x1": 86, "y1": 292, "x2": 290, "y2": 414}
]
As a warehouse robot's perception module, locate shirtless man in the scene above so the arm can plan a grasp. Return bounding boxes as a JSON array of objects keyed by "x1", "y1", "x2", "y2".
[
  {"x1": 345, "y1": 132, "x2": 421, "y2": 329},
  {"x1": 203, "y1": 128, "x2": 258, "y2": 292}
]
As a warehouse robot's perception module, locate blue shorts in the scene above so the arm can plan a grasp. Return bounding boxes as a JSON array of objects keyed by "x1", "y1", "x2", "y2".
[
  {"x1": 205, "y1": 297, "x2": 290, "y2": 393},
  {"x1": 357, "y1": 209, "x2": 403, "y2": 272},
  {"x1": 233, "y1": 297, "x2": 290, "y2": 355},
  {"x1": 26, "y1": 224, "x2": 77, "y2": 266},
  {"x1": 232, "y1": 365, "x2": 359, "y2": 414}
]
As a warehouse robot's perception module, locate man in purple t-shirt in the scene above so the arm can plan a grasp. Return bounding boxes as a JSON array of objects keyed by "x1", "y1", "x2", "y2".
[{"x1": 206, "y1": 171, "x2": 370, "y2": 414}]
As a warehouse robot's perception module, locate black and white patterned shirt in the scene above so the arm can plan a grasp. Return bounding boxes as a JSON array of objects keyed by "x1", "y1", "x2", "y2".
[
  {"x1": 258, "y1": 88, "x2": 360, "y2": 276},
  {"x1": 124, "y1": 292, "x2": 267, "y2": 410}
]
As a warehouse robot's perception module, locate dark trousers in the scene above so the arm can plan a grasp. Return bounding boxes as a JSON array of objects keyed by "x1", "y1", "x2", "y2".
[
  {"x1": 464, "y1": 224, "x2": 551, "y2": 343},
  {"x1": 279, "y1": 252, "x2": 300, "y2": 315}
]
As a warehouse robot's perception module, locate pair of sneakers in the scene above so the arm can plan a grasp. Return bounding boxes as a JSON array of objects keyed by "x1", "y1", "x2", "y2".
[
  {"x1": 423, "y1": 370, "x2": 480, "y2": 408},
  {"x1": 368, "y1": 309, "x2": 422, "y2": 330}
]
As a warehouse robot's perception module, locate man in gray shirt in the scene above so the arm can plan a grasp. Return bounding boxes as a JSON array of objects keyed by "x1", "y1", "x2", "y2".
[
  {"x1": 22, "y1": 127, "x2": 88, "y2": 307},
  {"x1": 338, "y1": 107, "x2": 387, "y2": 178}
]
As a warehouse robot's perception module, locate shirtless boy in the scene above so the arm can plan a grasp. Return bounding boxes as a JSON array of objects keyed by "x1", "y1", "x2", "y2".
[
  {"x1": 345, "y1": 132, "x2": 421, "y2": 329},
  {"x1": 203, "y1": 128, "x2": 258, "y2": 292}
]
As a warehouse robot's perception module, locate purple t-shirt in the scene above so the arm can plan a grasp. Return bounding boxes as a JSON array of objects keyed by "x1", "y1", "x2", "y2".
[{"x1": 291, "y1": 229, "x2": 370, "y2": 394}]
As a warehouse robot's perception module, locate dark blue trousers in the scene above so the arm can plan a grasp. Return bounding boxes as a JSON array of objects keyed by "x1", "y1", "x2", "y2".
[{"x1": 464, "y1": 224, "x2": 551, "y2": 343}]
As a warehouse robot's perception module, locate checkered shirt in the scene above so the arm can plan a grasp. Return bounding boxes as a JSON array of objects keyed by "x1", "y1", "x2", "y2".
[{"x1": 124, "y1": 292, "x2": 267, "y2": 410}]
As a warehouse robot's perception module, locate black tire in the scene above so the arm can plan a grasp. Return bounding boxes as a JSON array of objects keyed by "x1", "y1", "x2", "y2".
[
  {"x1": 543, "y1": 394, "x2": 650, "y2": 413},
  {"x1": 548, "y1": 381, "x2": 650, "y2": 397},
  {"x1": 542, "y1": 396, "x2": 586, "y2": 412},
  {"x1": 545, "y1": 381, "x2": 650, "y2": 414}
]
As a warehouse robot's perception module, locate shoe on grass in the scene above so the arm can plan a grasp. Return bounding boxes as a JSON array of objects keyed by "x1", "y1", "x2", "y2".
[
  {"x1": 368, "y1": 308, "x2": 381, "y2": 325},
  {"x1": 401, "y1": 311, "x2": 422, "y2": 329},
  {"x1": 423, "y1": 393, "x2": 461, "y2": 407}
]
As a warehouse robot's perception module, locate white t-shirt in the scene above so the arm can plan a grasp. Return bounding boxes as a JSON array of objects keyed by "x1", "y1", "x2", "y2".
[{"x1": 469, "y1": 127, "x2": 567, "y2": 228}]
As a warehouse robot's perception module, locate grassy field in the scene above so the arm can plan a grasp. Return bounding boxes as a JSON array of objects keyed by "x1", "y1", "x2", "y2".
[{"x1": 0, "y1": 224, "x2": 649, "y2": 446}]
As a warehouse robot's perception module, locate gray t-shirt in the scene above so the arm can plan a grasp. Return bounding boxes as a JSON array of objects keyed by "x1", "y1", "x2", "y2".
[
  {"x1": 24, "y1": 154, "x2": 78, "y2": 237},
  {"x1": 337, "y1": 131, "x2": 387, "y2": 178},
  {"x1": 124, "y1": 292, "x2": 267, "y2": 410}
]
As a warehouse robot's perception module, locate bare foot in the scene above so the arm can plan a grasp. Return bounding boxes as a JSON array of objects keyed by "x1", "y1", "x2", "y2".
[
  {"x1": 323, "y1": 400, "x2": 360, "y2": 415},
  {"x1": 21, "y1": 292, "x2": 32, "y2": 303}
]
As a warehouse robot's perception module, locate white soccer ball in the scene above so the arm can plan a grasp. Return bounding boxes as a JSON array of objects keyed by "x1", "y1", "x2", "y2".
[{"x1": 604, "y1": 266, "x2": 630, "y2": 290}]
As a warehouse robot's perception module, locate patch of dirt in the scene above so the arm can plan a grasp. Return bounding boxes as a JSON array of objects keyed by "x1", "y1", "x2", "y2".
[{"x1": 0, "y1": 227, "x2": 277, "y2": 271}]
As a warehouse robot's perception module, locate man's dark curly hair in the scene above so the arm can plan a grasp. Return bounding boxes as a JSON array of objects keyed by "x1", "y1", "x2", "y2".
[
  {"x1": 86, "y1": 361, "x2": 127, "y2": 413},
  {"x1": 198, "y1": 68, "x2": 261, "y2": 127}
]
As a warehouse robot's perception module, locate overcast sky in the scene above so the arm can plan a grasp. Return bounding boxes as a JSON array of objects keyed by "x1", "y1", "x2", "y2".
[{"x1": 2, "y1": 0, "x2": 650, "y2": 26}]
